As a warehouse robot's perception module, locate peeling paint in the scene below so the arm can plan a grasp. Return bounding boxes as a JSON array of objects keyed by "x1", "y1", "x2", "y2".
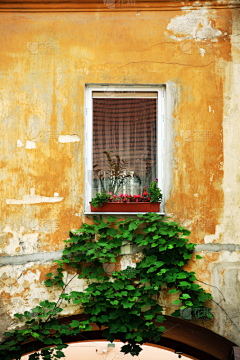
[
  {"x1": 6, "y1": 189, "x2": 64, "y2": 205},
  {"x1": 0, "y1": 297, "x2": 11, "y2": 341},
  {"x1": 199, "y1": 48, "x2": 205, "y2": 57},
  {"x1": 17, "y1": 140, "x2": 23, "y2": 148},
  {"x1": 58, "y1": 134, "x2": 80, "y2": 143},
  {"x1": 1, "y1": 226, "x2": 39, "y2": 256},
  {"x1": 120, "y1": 255, "x2": 136, "y2": 270},
  {"x1": 204, "y1": 224, "x2": 224, "y2": 244},
  {"x1": 0, "y1": 263, "x2": 86, "y2": 319},
  {"x1": 167, "y1": 9, "x2": 222, "y2": 40},
  {"x1": 25, "y1": 140, "x2": 36, "y2": 149}
]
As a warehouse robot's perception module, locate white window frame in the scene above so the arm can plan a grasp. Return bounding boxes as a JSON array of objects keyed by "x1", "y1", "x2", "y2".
[{"x1": 84, "y1": 84, "x2": 166, "y2": 214}]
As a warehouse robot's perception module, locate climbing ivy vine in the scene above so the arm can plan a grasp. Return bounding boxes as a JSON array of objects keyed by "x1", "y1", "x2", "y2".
[{"x1": 0, "y1": 213, "x2": 213, "y2": 360}]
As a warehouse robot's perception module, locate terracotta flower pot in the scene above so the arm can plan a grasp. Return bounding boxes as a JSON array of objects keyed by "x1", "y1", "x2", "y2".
[{"x1": 90, "y1": 202, "x2": 160, "y2": 213}]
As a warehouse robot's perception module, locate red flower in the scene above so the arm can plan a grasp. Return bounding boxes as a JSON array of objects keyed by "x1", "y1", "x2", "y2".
[
  {"x1": 143, "y1": 191, "x2": 148, "y2": 196},
  {"x1": 148, "y1": 197, "x2": 150, "y2": 201}
]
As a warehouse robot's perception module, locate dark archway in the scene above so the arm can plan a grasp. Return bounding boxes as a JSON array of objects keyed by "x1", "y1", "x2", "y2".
[{"x1": 21, "y1": 314, "x2": 235, "y2": 360}]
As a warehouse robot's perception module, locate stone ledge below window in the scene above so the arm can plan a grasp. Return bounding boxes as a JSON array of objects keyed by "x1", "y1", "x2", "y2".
[{"x1": 84, "y1": 212, "x2": 165, "y2": 216}]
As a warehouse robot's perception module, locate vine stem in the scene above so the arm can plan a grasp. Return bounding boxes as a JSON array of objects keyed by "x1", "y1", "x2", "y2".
[
  {"x1": 45, "y1": 272, "x2": 79, "y2": 323},
  {"x1": 212, "y1": 299, "x2": 240, "y2": 333},
  {"x1": 196, "y1": 279, "x2": 226, "y2": 302},
  {"x1": 196, "y1": 280, "x2": 239, "y2": 333}
]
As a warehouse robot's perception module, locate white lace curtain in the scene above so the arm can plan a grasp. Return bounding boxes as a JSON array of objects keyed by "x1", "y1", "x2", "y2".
[{"x1": 92, "y1": 95, "x2": 157, "y2": 197}]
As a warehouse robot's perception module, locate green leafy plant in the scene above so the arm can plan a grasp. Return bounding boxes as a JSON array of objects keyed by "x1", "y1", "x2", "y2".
[
  {"x1": 91, "y1": 191, "x2": 111, "y2": 209},
  {"x1": 0, "y1": 213, "x2": 213, "y2": 360},
  {"x1": 93, "y1": 151, "x2": 138, "y2": 195},
  {"x1": 147, "y1": 179, "x2": 162, "y2": 203}
]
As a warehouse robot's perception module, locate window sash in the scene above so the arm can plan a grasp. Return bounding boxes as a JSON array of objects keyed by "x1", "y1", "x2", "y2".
[
  {"x1": 92, "y1": 91, "x2": 158, "y2": 98},
  {"x1": 84, "y1": 85, "x2": 165, "y2": 213}
]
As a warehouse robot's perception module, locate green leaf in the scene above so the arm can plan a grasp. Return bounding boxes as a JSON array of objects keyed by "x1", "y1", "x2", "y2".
[
  {"x1": 99, "y1": 315, "x2": 108, "y2": 322},
  {"x1": 179, "y1": 281, "x2": 191, "y2": 288},
  {"x1": 129, "y1": 222, "x2": 139, "y2": 231},
  {"x1": 55, "y1": 350, "x2": 65, "y2": 358},
  {"x1": 126, "y1": 285, "x2": 135, "y2": 290},
  {"x1": 70, "y1": 320, "x2": 80, "y2": 328},
  {"x1": 177, "y1": 273, "x2": 187, "y2": 279},
  {"x1": 52, "y1": 325, "x2": 61, "y2": 331},
  {"x1": 168, "y1": 289, "x2": 179, "y2": 294},
  {"x1": 144, "y1": 314, "x2": 155, "y2": 320},
  {"x1": 173, "y1": 299, "x2": 181, "y2": 305},
  {"x1": 135, "y1": 233, "x2": 144, "y2": 243},
  {"x1": 191, "y1": 284, "x2": 200, "y2": 291},
  {"x1": 107, "y1": 217, "x2": 117, "y2": 222},
  {"x1": 196, "y1": 255, "x2": 202, "y2": 259},
  {"x1": 46, "y1": 273, "x2": 53, "y2": 277},
  {"x1": 180, "y1": 294, "x2": 191, "y2": 299},
  {"x1": 156, "y1": 315, "x2": 165, "y2": 322},
  {"x1": 185, "y1": 301, "x2": 193, "y2": 306},
  {"x1": 110, "y1": 300, "x2": 119, "y2": 305},
  {"x1": 45, "y1": 279, "x2": 54, "y2": 287},
  {"x1": 107, "y1": 228, "x2": 118, "y2": 236},
  {"x1": 122, "y1": 299, "x2": 134, "y2": 308}
]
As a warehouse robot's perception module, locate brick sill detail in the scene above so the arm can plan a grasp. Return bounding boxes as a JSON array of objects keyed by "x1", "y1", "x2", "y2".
[{"x1": 85, "y1": 211, "x2": 165, "y2": 216}]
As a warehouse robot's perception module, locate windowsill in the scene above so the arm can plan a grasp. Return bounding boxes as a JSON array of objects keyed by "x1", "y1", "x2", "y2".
[{"x1": 84, "y1": 212, "x2": 166, "y2": 215}]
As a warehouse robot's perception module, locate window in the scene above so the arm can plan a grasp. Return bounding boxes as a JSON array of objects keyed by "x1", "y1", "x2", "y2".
[{"x1": 84, "y1": 85, "x2": 165, "y2": 214}]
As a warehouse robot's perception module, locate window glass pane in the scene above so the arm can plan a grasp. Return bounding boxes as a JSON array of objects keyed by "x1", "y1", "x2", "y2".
[{"x1": 92, "y1": 98, "x2": 157, "y2": 197}]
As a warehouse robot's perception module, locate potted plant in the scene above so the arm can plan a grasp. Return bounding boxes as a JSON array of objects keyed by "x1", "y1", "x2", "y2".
[
  {"x1": 90, "y1": 178, "x2": 162, "y2": 212},
  {"x1": 93, "y1": 151, "x2": 134, "y2": 195}
]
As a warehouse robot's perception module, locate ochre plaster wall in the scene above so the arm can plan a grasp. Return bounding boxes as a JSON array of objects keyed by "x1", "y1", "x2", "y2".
[{"x1": 0, "y1": 2, "x2": 240, "y2": 349}]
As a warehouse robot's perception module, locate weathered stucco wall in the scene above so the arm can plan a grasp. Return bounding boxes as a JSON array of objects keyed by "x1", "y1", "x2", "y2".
[{"x1": 0, "y1": 1, "x2": 240, "y2": 350}]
